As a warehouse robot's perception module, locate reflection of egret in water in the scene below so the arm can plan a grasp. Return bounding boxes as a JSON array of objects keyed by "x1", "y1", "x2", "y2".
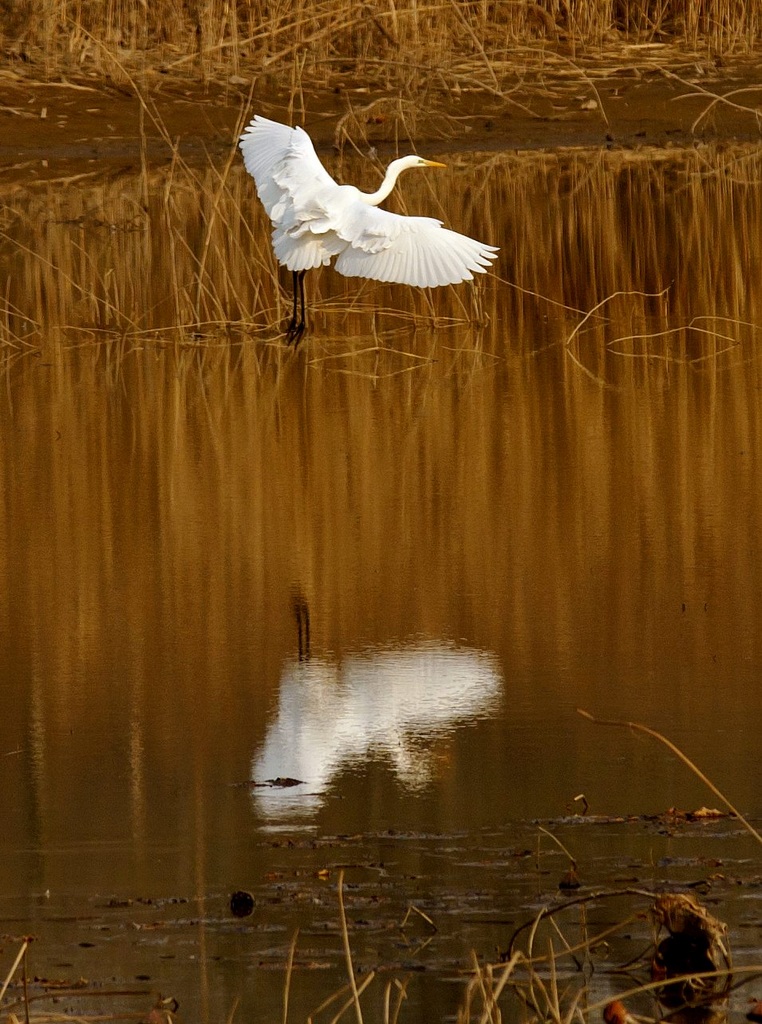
[{"x1": 251, "y1": 643, "x2": 503, "y2": 819}]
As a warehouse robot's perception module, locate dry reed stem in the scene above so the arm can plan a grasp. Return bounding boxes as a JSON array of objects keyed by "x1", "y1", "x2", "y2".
[
  {"x1": 564, "y1": 290, "x2": 671, "y2": 351},
  {"x1": 224, "y1": 994, "x2": 241, "y2": 1024},
  {"x1": 582, "y1": 964, "x2": 762, "y2": 1018},
  {"x1": 0, "y1": 941, "x2": 28, "y2": 1005},
  {"x1": 385, "y1": 977, "x2": 409, "y2": 1024},
  {"x1": 659, "y1": 69, "x2": 762, "y2": 132},
  {"x1": 469, "y1": 951, "x2": 500, "y2": 1024},
  {"x1": 337, "y1": 870, "x2": 364, "y2": 1024},
  {"x1": 308, "y1": 982, "x2": 355, "y2": 1022},
  {"x1": 577, "y1": 709, "x2": 762, "y2": 847},
  {"x1": 306, "y1": 972, "x2": 379, "y2": 1024},
  {"x1": 478, "y1": 953, "x2": 521, "y2": 1024},
  {"x1": 606, "y1": 321, "x2": 743, "y2": 360},
  {"x1": 283, "y1": 929, "x2": 299, "y2": 1024},
  {"x1": 22, "y1": 947, "x2": 29, "y2": 1024},
  {"x1": 400, "y1": 904, "x2": 437, "y2": 931},
  {"x1": 546, "y1": 915, "x2": 580, "y2": 967},
  {"x1": 326, "y1": 975, "x2": 376, "y2": 1024},
  {"x1": 546, "y1": 939, "x2": 561, "y2": 1023},
  {"x1": 536, "y1": 825, "x2": 577, "y2": 869}
]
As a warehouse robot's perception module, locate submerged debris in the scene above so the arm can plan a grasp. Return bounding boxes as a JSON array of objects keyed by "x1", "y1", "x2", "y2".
[
  {"x1": 558, "y1": 864, "x2": 581, "y2": 890},
  {"x1": 230, "y1": 890, "x2": 255, "y2": 918},
  {"x1": 141, "y1": 994, "x2": 181, "y2": 1024}
]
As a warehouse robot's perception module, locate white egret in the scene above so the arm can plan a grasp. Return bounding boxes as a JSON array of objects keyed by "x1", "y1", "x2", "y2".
[{"x1": 239, "y1": 115, "x2": 499, "y2": 341}]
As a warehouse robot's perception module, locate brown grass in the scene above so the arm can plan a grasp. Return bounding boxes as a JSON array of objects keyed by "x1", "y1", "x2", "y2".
[{"x1": 0, "y1": 0, "x2": 760, "y2": 98}]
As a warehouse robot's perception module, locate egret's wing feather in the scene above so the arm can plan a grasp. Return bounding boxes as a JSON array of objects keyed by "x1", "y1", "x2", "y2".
[
  {"x1": 239, "y1": 116, "x2": 347, "y2": 271},
  {"x1": 272, "y1": 229, "x2": 346, "y2": 273},
  {"x1": 239, "y1": 116, "x2": 337, "y2": 222},
  {"x1": 333, "y1": 204, "x2": 499, "y2": 287}
]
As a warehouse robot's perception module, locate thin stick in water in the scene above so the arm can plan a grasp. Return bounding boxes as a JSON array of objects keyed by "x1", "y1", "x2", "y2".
[
  {"x1": 0, "y1": 941, "x2": 28, "y2": 1005},
  {"x1": 283, "y1": 929, "x2": 299, "y2": 1024},
  {"x1": 337, "y1": 869, "x2": 364, "y2": 1024},
  {"x1": 577, "y1": 709, "x2": 762, "y2": 847}
]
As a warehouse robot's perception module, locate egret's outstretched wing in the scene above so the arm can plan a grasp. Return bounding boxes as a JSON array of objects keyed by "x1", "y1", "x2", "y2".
[
  {"x1": 333, "y1": 204, "x2": 499, "y2": 287},
  {"x1": 239, "y1": 116, "x2": 337, "y2": 222},
  {"x1": 239, "y1": 115, "x2": 499, "y2": 284},
  {"x1": 240, "y1": 116, "x2": 347, "y2": 270}
]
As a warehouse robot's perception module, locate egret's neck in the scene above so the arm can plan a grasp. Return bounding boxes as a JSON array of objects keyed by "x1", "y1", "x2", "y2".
[{"x1": 360, "y1": 157, "x2": 414, "y2": 206}]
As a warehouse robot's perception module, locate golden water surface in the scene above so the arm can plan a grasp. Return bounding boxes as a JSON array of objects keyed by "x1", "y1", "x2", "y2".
[{"x1": 1, "y1": 143, "x2": 762, "y2": 1022}]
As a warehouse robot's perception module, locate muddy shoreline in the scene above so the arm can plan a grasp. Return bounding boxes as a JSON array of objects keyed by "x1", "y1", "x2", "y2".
[{"x1": 1, "y1": 55, "x2": 760, "y2": 182}]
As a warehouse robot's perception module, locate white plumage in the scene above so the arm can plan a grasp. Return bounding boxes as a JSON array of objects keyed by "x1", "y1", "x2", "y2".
[{"x1": 239, "y1": 115, "x2": 499, "y2": 338}]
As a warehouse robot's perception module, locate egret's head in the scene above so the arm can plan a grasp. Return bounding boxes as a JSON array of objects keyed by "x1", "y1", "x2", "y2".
[
  {"x1": 391, "y1": 155, "x2": 447, "y2": 175},
  {"x1": 365, "y1": 154, "x2": 448, "y2": 204}
]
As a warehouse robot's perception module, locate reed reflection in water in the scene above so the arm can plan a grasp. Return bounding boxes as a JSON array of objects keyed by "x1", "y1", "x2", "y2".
[
  {"x1": 3, "y1": 143, "x2": 762, "y2": 357},
  {"x1": 1, "y1": 143, "x2": 762, "y2": 1022}
]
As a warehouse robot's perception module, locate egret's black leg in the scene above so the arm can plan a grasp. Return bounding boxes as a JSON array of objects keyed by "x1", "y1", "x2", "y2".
[
  {"x1": 286, "y1": 270, "x2": 306, "y2": 345},
  {"x1": 286, "y1": 270, "x2": 298, "y2": 335}
]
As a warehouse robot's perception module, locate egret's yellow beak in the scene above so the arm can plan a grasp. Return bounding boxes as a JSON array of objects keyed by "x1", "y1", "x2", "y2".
[{"x1": 423, "y1": 159, "x2": 447, "y2": 168}]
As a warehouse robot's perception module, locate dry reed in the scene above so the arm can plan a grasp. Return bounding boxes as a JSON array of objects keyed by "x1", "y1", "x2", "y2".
[
  {"x1": 1, "y1": 0, "x2": 760, "y2": 98},
  {"x1": 578, "y1": 709, "x2": 762, "y2": 847},
  {"x1": 3, "y1": 142, "x2": 762, "y2": 366},
  {"x1": 268, "y1": 867, "x2": 762, "y2": 1024}
]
